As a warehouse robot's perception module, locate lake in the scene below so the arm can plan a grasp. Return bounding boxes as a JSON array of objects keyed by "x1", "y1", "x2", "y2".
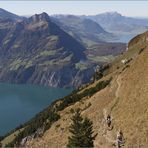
[
  {"x1": 0, "y1": 83, "x2": 72, "y2": 136},
  {"x1": 111, "y1": 34, "x2": 138, "y2": 43},
  {"x1": 116, "y1": 34, "x2": 136, "y2": 43}
]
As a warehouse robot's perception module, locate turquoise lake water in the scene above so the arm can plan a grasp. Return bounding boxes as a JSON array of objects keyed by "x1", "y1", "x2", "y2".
[{"x1": 0, "y1": 83, "x2": 72, "y2": 136}]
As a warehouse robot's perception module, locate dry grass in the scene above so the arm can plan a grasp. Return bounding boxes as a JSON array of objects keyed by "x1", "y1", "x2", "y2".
[
  {"x1": 1, "y1": 128, "x2": 24, "y2": 147},
  {"x1": 24, "y1": 31, "x2": 148, "y2": 148}
]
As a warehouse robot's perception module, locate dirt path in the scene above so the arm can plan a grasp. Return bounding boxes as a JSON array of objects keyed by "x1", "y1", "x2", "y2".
[
  {"x1": 102, "y1": 109, "x2": 116, "y2": 143},
  {"x1": 96, "y1": 76, "x2": 123, "y2": 147},
  {"x1": 115, "y1": 76, "x2": 122, "y2": 98}
]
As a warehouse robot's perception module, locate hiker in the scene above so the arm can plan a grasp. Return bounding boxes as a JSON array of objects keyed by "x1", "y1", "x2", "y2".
[
  {"x1": 106, "y1": 114, "x2": 111, "y2": 128},
  {"x1": 116, "y1": 130, "x2": 124, "y2": 148}
]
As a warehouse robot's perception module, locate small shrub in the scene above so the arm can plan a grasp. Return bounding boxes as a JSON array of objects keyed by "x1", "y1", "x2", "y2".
[
  {"x1": 82, "y1": 102, "x2": 92, "y2": 111},
  {"x1": 70, "y1": 108, "x2": 75, "y2": 114},
  {"x1": 55, "y1": 124, "x2": 60, "y2": 129},
  {"x1": 122, "y1": 65, "x2": 130, "y2": 71},
  {"x1": 138, "y1": 48, "x2": 144, "y2": 54}
]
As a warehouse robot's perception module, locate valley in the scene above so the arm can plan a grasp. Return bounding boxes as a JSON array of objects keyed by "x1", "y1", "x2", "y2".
[{"x1": 0, "y1": 6, "x2": 147, "y2": 148}]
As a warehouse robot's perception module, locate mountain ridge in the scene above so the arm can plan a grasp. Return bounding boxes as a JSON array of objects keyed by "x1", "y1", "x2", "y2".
[
  {"x1": 0, "y1": 8, "x2": 22, "y2": 21},
  {"x1": 0, "y1": 12, "x2": 91, "y2": 88}
]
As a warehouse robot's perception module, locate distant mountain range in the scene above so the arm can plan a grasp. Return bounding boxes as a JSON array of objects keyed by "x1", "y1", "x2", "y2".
[
  {"x1": 85, "y1": 12, "x2": 148, "y2": 35},
  {"x1": 1, "y1": 8, "x2": 148, "y2": 88},
  {"x1": 52, "y1": 12, "x2": 148, "y2": 43},
  {"x1": 51, "y1": 15, "x2": 115, "y2": 47}
]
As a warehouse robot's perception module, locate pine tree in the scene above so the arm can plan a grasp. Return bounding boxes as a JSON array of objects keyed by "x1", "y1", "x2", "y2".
[
  {"x1": 80, "y1": 118, "x2": 94, "y2": 147},
  {"x1": 67, "y1": 108, "x2": 83, "y2": 147},
  {"x1": 67, "y1": 109, "x2": 95, "y2": 148}
]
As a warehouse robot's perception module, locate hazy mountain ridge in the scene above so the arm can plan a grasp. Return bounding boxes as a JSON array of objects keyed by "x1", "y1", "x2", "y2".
[
  {"x1": 51, "y1": 14, "x2": 116, "y2": 46},
  {"x1": 85, "y1": 12, "x2": 148, "y2": 35}
]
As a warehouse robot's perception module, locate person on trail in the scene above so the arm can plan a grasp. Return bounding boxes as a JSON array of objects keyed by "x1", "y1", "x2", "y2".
[
  {"x1": 116, "y1": 130, "x2": 124, "y2": 148},
  {"x1": 106, "y1": 114, "x2": 111, "y2": 128}
]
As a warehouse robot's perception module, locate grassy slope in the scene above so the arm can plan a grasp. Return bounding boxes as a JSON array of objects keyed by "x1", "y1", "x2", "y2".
[
  {"x1": 1, "y1": 128, "x2": 24, "y2": 147},
  {"x1": 1, "y1": 31, "x2": 148, "y2": 147}
]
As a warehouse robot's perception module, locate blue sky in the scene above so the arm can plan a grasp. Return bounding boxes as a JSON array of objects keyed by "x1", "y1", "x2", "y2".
[{"x1": 0, "y1": 1, "x2": 148, "y2": 17}]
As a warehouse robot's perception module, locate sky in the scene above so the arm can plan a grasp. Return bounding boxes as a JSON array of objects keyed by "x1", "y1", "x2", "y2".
[{"x1": 0, "y1": 1, "x2": 148, "y2": 17}]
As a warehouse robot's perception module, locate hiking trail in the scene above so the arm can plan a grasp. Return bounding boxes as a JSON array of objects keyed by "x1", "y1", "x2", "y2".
[{"x1": 95, "y1": 75, "x2": 124, "y2": 147}]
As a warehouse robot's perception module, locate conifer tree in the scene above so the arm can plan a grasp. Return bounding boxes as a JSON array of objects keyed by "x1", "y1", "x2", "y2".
[
  {"x1": 67, "y1": 109, "x2": 95, "y2": 148},
  {"x1": 80, "y1": 118, "x2": 94, "y2": 147}
]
